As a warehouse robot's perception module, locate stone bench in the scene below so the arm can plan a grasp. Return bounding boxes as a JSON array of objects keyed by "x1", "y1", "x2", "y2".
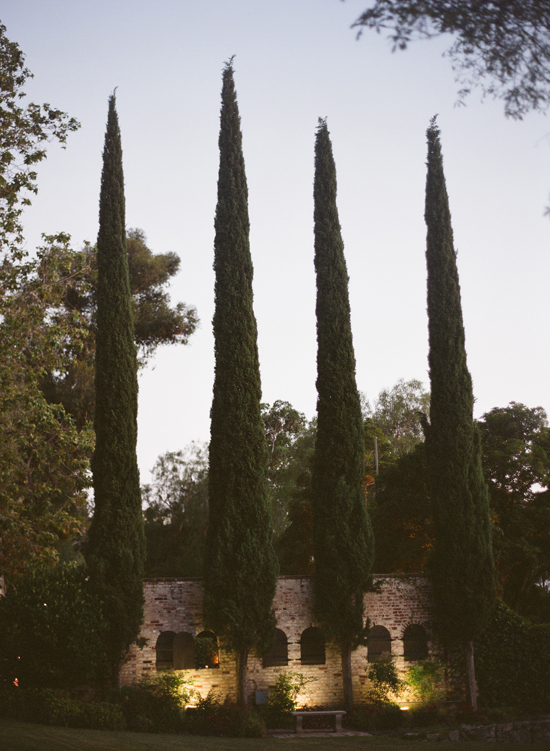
[{"x1": 291, "y1": 710, "x2": 346, "y2": 734}]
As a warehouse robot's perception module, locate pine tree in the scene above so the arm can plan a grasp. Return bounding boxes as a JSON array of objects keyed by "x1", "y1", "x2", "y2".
[
  {"x1": 204, "y1": 60, "x2": 278, "y2": 706},
  {"x1": 312, "y1": 119, "x2": 374, "y2": 712},
  {"x1": 86, "y1": 94, "x2": 145, "y2": 683},
  {"x1": 424, "y1": 118, "x2": 495, "y2": 711}
]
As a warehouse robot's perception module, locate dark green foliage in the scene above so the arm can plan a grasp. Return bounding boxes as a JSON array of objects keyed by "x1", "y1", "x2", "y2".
[
  {"x1": 110, "y1": 673, "x2": 194, "y2": 733},
  {"x1": 478, "y1": 403, "x2": 550, "y2": 612},
  {"x1": 0, "y1": 565, "x2": 110, "y2": 689},
  {"x1": 476, "y1": 601, "x2": 550, "y2": 709},
  {"x1": 0, "y1": 687, "x2": 125, "y2": 730},
  {"x1": 370, "y1": 443, "x2": 432, "y2": 573},
  {"x1": 86, "y1": 94, "x2": 145, "y2": 676},
  {"x1": 186, "y1": 693, "x2": 266, "y2": 737},
  {"x1": 41, "y1": 228, "x2": 198, "y2": 428},
  {"x1": 424, "y1": 118, "x2": 495, "y2": 645},
  {"x1": 204, "y1": 61, "x2": 278, "y2": 664},
  {"x1": 347, "y1": 703, "x2": 404, "y2": 732},
  {"x1": 262, "y1": 400, "x2": 308, "y2": 535},
  {"x1": 366, "y1": 658, "x2": 403, "y2": 704},
  {"x1": 142, "y1": 445, "x2": 208, "y2": 577},
  {"x1": 312, "y1": 119, "x2": 374, "y2": 652}
]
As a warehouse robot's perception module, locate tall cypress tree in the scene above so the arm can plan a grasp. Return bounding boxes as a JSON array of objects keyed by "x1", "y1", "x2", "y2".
[
  {"x1": 424, "y1": 118, "x2": 495, "y2": 711},
  {"x1": 204, "y1": 60, "x2": 278, "y2": 706},
  {"x1": 86, "y1": 94, "x2": 145, "y2": 682},
  {"x1": 312, "y1": 119, "x2": 374, "y2": 712}
]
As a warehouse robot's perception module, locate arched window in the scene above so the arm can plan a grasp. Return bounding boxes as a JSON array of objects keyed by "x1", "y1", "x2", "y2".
[
  {"x1": 195, "y1": 630, "x2": 220, "y2": 669},
  {"x1": 300, "y1": 627, "x2": 325, "y2": 665},
  {"x1": 263, "y1": 629, "x2": 288, "y2": 668},
  {"x1": 403, "y1": 624, "x2": 429, "y2": 662},
  {"x1": 173, "y1": 632, "x2": 195, "y2": 670},
  {"x1": 156, "y1": 631, "x2": 175, "y2": 671},
  {"x1": 368, "y1": 625, "x2": 392, "y2": 662}
]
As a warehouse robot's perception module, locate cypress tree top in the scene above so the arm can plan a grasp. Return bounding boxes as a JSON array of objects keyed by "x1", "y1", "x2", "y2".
[
  {"x1": 425, "y1": 118, "x2": 495, "y2": 644},
  {"x1": 205, "y1": 60, "x2": 278, "y2": 658},
  {"x1": 312, "y1": 119, "x2": 374, "y2": 650}
]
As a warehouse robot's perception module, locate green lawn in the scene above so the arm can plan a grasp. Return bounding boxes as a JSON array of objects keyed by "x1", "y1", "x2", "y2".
[{"x1": 0, "y1": 720, "x2": 547, "y2": 751}]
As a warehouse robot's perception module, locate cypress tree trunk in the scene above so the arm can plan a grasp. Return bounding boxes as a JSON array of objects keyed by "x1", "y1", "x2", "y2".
[
  {"x1": 312, "y1": 119, "x2": 374, "y2": 712},
  {"x1": 204, "y1": 59, "x2": 278, "y2": 707},
  {"x1": 424, "y1": 118, "x2": 495, "y2": 711},
  {"x1": 86, "y1": 94, "x2": 145, "y2": 684}
]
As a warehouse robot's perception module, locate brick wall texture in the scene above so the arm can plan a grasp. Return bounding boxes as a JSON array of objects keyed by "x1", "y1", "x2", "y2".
[{"x1": 120, "y1": 575, "x2": 433, "y2": 705}]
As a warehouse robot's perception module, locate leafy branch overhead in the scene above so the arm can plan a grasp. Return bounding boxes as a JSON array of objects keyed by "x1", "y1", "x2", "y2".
[
  {"x1": 0, "y1": 23, "x2": 79, "y2": 250},
  {"x1": 353, "y1": 0, "x2": 550, "y2": 118}
]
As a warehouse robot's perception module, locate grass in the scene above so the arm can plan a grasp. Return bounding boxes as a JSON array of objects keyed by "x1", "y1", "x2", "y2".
[{"x1": 0, "y1": 719, "x2": 549, "y2": 751}]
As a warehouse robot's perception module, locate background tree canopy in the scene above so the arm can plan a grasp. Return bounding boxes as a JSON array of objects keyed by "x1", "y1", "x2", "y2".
[
  {"x1": 39, "y1": 228, "x2": 198, "y2": 427},
  {"x1": 353, "y1": 0, "x2": 550, "y2": 118}
]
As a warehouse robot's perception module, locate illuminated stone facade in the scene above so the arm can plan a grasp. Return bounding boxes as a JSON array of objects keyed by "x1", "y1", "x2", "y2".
[{"x1": 120, "y1": 575, "x2": 433, "y2": 705}]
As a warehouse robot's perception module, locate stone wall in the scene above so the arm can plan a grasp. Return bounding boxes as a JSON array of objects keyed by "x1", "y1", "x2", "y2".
[{"x1": 120, "y1": 574, "x2": 433, "y2": 705}]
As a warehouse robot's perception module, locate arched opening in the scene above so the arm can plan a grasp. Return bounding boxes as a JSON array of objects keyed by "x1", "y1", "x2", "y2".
[
  {"x1": 195, "y1": 630, "x2": 219, "y2": 669},
  {"x1": 300, "y1": 627, "x2": 325, "y2": 665},
  {"x1": 403, "y1": 624, "x2": 429, "y2": 661},
  {"x1": 368, "y1": 625, "x2": 392, "y2": 662},
  {"x1": 156, "y1": 631, "x2": 175, "y2": 670},
  {"x1": 263, "y1": 628, "x2": 288, "y2": 668},
  {"x1": 173, "y1": 632, "x2": 195, "y2": 670}
]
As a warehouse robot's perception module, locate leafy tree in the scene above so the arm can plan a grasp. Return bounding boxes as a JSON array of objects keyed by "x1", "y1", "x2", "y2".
[
  {"x1": 312, "y1": 119, "x2": 374, "y2": 712},
  {"x1": 262, "y1": 400, "x2": 307, "y2": 535},
  {"x1": 86, "y1": 95, "x2": 145, "y2": 682},
  {"x1": 39, "y1": 228, "x2": 198, "y2": 428},
  {"x1": 0, "y1": 27, "x2": 85, "y2": 581},
  {"x1": 424, "y1": 118, "x2": 495, "y2": 710},
  {"x1": 204, "y1": 60, "x2": 278, "y2": 706},
  {"x1": 353, "y1": 0, "x2": 550, "y2": 119},
  {"x1": 142, "y1": 444, "x2": 209, "y2": 577},
  {"x1": 0, "y1": 234, "x2": 93, "y2": 582},
  {"x1": 275, "y1": 420, "x2": 317, "y2": 575},
  {"x1": 478, "y1": 403, "x2": 550, "y2": 612},
  {"x1": 0, "y1": 23, "x2": 79, "y2": 252},
  {"x1": 368, "y1": 378, "x2": 429, "y2": 458},
  {"x1": 0, "y1": 564, "x2": 110, "y2": 689},
  {"x1": 370, "y1": 442, "x2": 432, "y2": 574}
]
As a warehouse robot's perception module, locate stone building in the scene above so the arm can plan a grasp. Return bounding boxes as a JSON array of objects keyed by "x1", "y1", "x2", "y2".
[{"x1": 121, "y1": 574, "x2": 433, "y2": 705}]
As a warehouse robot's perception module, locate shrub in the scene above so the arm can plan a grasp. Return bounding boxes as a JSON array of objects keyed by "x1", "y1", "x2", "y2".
[
  {"x1": 406, "y1": 702, "x2": 447, "y2": 727},
  {"x1": 0, "y1": 564, "x2": 110, "y2": 689},
  {"x1": 268, "y1": 672, "x2": 314, "y2": 713},
  {"x1": 348, "y1": 703, "x2": 404, "y2": 731},
  {"x1": 476, "y1": 601, "x2": 550, "y2": 710},
  {"x1": 110, "y1": 672, "x2": 195, "y2": 733},
  {"x1": 0, "y1": 687, "x2": 125, "y2": 730},
  {"x1": 405, "y1": 659, "x2": 445, "y2": 704},
  {"x1": 366, "y1": 658, "x2": 403, "y2": 704},
  {"x1": 186, "y1": 692, "x2": 266, "y2": 737}
]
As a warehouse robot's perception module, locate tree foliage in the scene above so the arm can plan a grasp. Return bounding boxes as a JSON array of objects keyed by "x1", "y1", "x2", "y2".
[
  {"x1": 0, "y1": 564, "x2": 110, "y2": 689},
  {"x1": 478, "y1": 403, "x2": 550, "y2": 612},
  {"x1": 367, "y1": 378, "x2": 429, "y2": 458},
  {"x1": 204, "y1": 60, "x2": 278, "y2": 703},
  {"x1": 262, "y1": 400, "x2": 307, "y2": 535},
  {"x1": 353, "y1": 0, "x2": 550, "y2": 118},
  {"x1": 86, "y1": 95, "x2": 145, "y2": 677},
  {"x1": 143, "y1": 444, "x2": 209, "y2": 577},
  {"x1": 424, "y1": 117, "x2": 495, "y2": 646},
  {"x1": 38, "y1": 228, "x2": 198, "y2": 427},
  {"x1": 312, "y1": 119, "x2": 374, "y2": 710},
  {"x1": 0, "y1": 23, "x2": 79, "y2": 251},
  {"x1": 424, "y1": 118, "x2": 495, "y2": 708},
  {"x1": 0, "y1": 233, "x2": 94, "y2": 581}
]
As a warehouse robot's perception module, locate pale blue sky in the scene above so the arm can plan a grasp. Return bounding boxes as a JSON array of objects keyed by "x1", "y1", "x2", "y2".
[{"x1": 4, "y1": 0, "x2": 550, "y2": 482}]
